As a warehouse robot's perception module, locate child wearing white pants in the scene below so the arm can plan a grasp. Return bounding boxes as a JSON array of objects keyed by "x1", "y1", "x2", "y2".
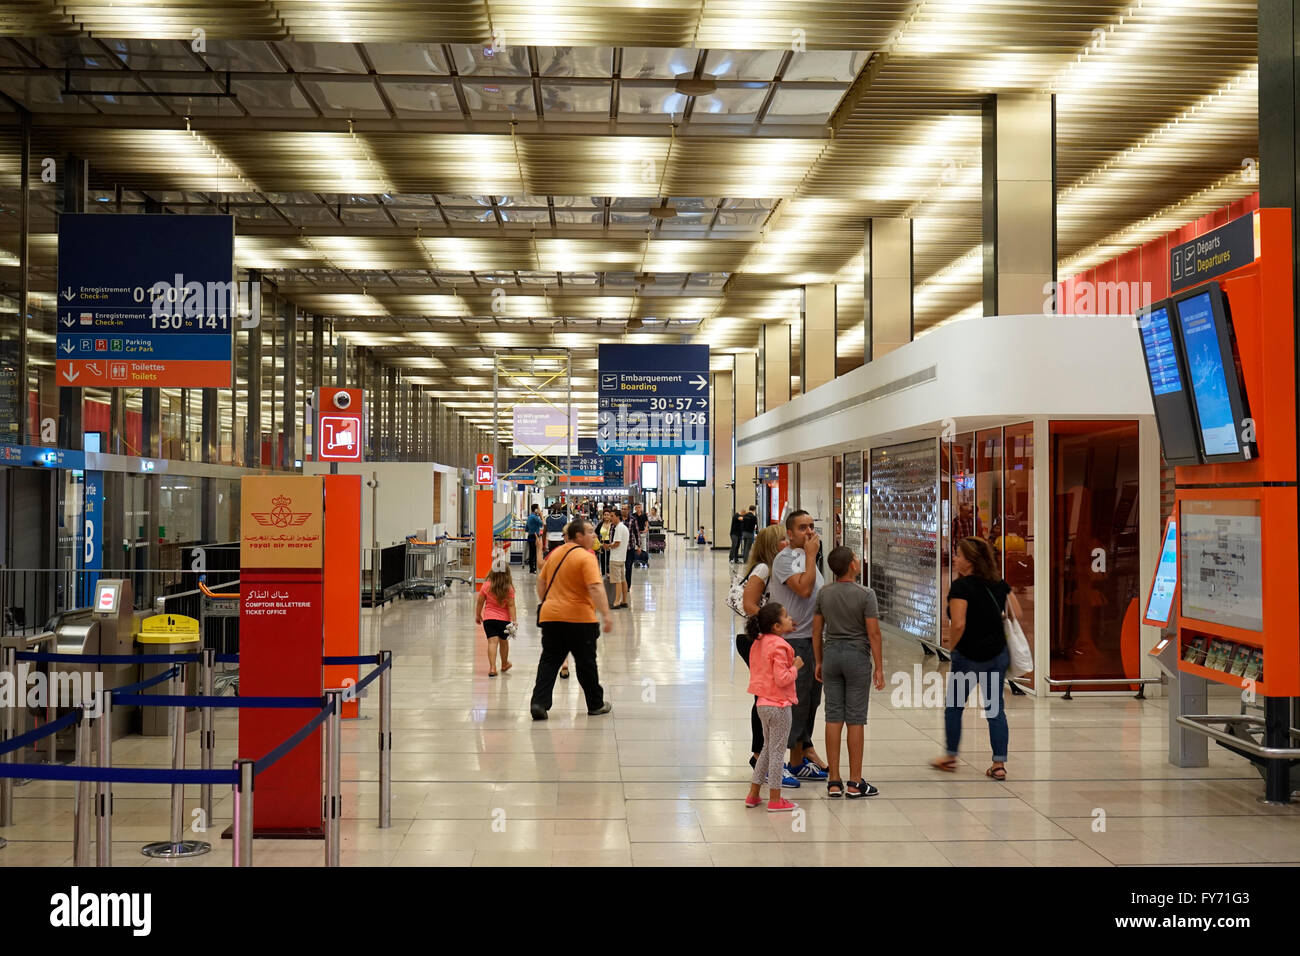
[{"x1": 743, "y1": 603, "x2": 803, "y2": 812}]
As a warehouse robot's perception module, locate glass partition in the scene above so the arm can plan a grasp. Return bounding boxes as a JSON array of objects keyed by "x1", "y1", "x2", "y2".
[{"x1": 1049, "y1": 421, "x2": 1141, "y2": 683}]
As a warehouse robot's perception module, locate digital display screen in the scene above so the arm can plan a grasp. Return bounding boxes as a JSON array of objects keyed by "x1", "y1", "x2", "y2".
[
  {"x1": 1143, "y1": 518, "x2": 1178, "y2": 626},
  {"x1": 95, "y1": 582, "x2": 119, "y2": 613},
  {"x1": 1137, "y1": 298, "x2": 1201, "y2": 467},
  {"x1": 1140, "y1": 305, "x2": 1183, "y2": 396},
  {"x1": 1175, "y1": 291, "x2": 1241, "y2": 458},
  {"x1": 640, "y1": 462, "x2": 658, "y2": 491},
  {"x1": 679, "y1": 454, "x2": 706, "y2": 486}
]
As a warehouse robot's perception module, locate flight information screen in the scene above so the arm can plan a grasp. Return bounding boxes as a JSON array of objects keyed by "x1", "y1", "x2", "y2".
[
  {"x1": 1175, "y1": 291, "x2": 1241, "y2": 458},
  {"x1": 1140, "y1": 305, "x2": 1183, "y2": 396},
  {"x1": 1144, "y1": 517, "x2": 1178, "y2": 626}
]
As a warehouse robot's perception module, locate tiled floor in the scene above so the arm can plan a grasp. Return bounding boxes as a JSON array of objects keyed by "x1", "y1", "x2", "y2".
[{"x1": 3, "y1": 539, "x2": 1298, "y2": 867}]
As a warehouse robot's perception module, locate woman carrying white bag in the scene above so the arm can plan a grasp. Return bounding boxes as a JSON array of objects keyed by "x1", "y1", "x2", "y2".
[{"x1": 931, "y1": 536, "x2": 1026, "y2": 781}]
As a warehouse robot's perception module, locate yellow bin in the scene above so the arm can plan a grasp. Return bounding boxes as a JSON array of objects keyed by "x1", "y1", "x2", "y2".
[{"x1": 136, "y1": 614, "x2": 201, "y2": 736}]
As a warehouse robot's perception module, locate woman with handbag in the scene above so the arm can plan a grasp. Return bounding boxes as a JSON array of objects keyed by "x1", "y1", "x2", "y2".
[
  {"x1": 931, "y1": 536, "x2": 1023, "y2": 780},
  {"x1": 732, "y1": 525, "x2": 803, "y2": 788}
]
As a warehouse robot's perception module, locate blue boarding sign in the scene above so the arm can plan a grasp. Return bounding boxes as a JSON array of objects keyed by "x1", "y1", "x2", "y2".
[
  {"x1": 56, "y1": 214, "x2": 236, "y2": 389},
  {"x1": 596, "y1": 344, "x2": 710, "y2": 455}
]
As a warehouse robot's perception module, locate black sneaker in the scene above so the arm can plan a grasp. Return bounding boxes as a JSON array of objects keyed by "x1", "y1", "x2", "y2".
[
  {"x1": 845, "y1": 779, "x2": 879, "y2": 799},
  {"x1": 587, "y1": 702, "x2": 612, "y2": 716},
  {"x1": 530, "y1": 704, "x2": 548, "y2": 721}
]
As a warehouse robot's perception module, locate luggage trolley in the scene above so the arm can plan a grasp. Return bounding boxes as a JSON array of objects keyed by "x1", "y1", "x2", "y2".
[
  {"x1": 403, "y1": 537, "x2": 447, "y2": 599},
  {"x1": 443, "y1": 535, "x2": 474, "y2": 587}
]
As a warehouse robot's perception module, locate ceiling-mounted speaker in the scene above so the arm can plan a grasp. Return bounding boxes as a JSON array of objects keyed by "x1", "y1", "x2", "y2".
[
  {"x1": 674, "y1": 74, "x2": 717, "y2": 96},
  {"x1": 649, "y1": 204, "x2": 677, "y2": 219},
  {"x1": 626, "y1": 317, "x2": 644, "y2": 331}
]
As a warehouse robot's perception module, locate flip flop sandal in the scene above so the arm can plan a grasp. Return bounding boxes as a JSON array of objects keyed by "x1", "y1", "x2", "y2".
[
  {"x1": 501, "y1": 662, "x2": 513, "y2": 673},
  {"x1": 930, "y1": 757, "x2": 958, "y2": 773},
  {"x1": 826, "y1": 779, "x2": 844, "y2": 798},
  {"x1": 560, "y1": 667, "x2": 570, "y2": 679},
  {"x1": 986, "y1": 765, "x2": 1007, "y2": 780},
  {"x1": 488, "y1": 669, "x2": 498, "y2": 678}
]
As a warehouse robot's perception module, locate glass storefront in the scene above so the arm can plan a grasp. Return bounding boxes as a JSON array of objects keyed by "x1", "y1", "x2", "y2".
[
  {"x1": 842, "y1": 452, "x2": 864, "y2": 580},
  {"x1": 940, "y1": 423, "x2": 1034, "y2": 671},
  {"x1": 1049, "y1": 421, "x2": 1141, "y2": 684}
]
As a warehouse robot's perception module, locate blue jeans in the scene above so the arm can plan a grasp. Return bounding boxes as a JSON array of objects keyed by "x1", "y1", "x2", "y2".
[{"x1": 944, "y1": 646, "x2": 1009, "y2": 762}]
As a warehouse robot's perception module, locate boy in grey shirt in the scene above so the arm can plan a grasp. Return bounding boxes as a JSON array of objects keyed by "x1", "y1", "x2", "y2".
[{"x1": 812, "y1": 546, "x2": 884, "y2": 798}]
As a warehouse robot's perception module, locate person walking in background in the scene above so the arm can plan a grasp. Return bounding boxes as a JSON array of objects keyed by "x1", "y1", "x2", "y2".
[
  {"x1": 596, "y1": 508, "x2": 615, "y2": 577},
  {"x1": 812, "y1": 546, "x2": 883, "y2": 798},
  {"x1": 931, "y1": 536, "x2": 1020, "y2": 780},
  {"x1": 530, "y1": 517, "x2": 613, "y2": 720},
  {"x1": 743, "y1": 602, "x2": 802, "y2": 813},
  {"x1": 729, "y1": 510, "x2": 744, "y2": 564},
  {"x1": 768, "y1": 509, "x2": 830, "y2": 781},
  {"x1": 633, "y1": 504, "x2": 651, "y2": 567},
  {"x1": 622, "y1": 505, "x2": 643, "y2": 594},
  {"x1": 544, "y1": 503, "x2": 567, "y2": 557},
  {"x1": 741, "y1": 505, "x2": 758, "y2": 563},
  {"x1": 608, "y1": 509, "x2": 629, "y2": 609},
  {"x1": 475, "y1": 550, "x2": 517, "y2": 678},
  {"x1": 525, "y1": 504, "x2": 544, "y2": 574}
]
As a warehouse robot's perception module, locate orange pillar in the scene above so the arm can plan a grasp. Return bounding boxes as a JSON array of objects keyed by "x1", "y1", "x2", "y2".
[{"x1": 474, "y1": 488, "x2": 494, "y2": 583}]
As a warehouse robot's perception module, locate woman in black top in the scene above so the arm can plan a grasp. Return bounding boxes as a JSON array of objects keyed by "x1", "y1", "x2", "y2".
[{"x1": 931, "y1": 537, "x2": 1023, "y2": 780}]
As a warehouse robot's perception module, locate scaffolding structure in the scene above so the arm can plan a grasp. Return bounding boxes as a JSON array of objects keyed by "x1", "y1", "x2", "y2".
[{"x1": 492, "y1": 348, "x2": 577, "y2": 499}]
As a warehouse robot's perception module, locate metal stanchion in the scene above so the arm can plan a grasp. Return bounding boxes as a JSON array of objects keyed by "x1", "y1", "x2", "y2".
[
  {"x1": 96, "y1": 689, "x2": 112, "y2": 867},
  {"x1": 232, "y1": 758, "x2": 254, "y2": 867},
  {"x1": 0, "y1": 644, "x2": 15, "y2": 833},
  {"x1": 378, "y1": 651, "x2": 391, "y2": 829},
  {"x1": 73, "y1": 707, "x2": 93, "y2": 866},
  {"x1": 324, "y1": 690, "x2": 342, "y2": 867},
  {"x1": 200, "y1": 647, "x2": 215, "y2": 828},
  {"x1": 141, "y1": 665, "x2": 210, "y2": 858}
]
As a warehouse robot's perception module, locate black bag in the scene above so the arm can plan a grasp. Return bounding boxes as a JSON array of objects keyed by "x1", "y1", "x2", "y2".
[{"x1": 536, "y1": 545, "x2": 576, "y2": 627}]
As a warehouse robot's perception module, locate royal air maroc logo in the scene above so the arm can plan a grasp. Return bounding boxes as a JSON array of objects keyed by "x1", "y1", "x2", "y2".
[{"x1": 251, "y1": 494, "x2": 312, "y2": 528}]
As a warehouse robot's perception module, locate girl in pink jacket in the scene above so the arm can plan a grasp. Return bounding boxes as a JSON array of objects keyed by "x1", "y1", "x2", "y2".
[{"x1": 744, "y1": 603, "x2": 803, "y2": 812}]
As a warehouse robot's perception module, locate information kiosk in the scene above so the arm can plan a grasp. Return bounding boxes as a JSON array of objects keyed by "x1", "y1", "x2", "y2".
[{"x1": 1139, "y1": 208, "x2": 1300, "y2": 802}]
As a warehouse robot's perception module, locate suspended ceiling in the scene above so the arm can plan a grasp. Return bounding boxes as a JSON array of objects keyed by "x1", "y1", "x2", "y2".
[{"x1": 0, "y1": 0, "x2": 1261, "y2": 438}]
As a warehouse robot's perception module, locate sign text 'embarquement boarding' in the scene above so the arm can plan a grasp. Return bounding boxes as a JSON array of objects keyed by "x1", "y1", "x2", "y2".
[
  {"x1": 596, "y1": 344, "x2": 710, "y2": 455},
  {"x1": 57, "y1": 214, "x2": 237, "y2": 389}
]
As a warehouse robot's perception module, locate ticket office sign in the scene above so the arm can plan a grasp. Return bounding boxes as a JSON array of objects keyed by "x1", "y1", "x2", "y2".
[
  {"x1": 240, "y1": 476, "x2": 324, "y2": 569},
  {"x1": 56, "y1": 214, "x2": 236, "y2": 389}
]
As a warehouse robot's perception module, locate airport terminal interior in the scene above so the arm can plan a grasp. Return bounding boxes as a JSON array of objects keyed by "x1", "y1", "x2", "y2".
[{"x1": 2, "y1": 0, "x2": 1300, "y2": 875}]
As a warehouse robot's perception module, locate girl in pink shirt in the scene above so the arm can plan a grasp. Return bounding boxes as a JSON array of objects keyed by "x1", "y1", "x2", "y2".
[
  {"x1": 476, "y1": 555, "x2": 517, "y2": 677},
  {"x1": 744, "y1": 603, "x2": 803, "y2": 812}
]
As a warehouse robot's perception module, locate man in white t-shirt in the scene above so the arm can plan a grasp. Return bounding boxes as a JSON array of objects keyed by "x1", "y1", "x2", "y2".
[
  {"x1": 767, "y1": 508, "x2": 830, "y2": 780},
  {"x1": 608, "y1": 514, "x2": 630, "y2": 609}
]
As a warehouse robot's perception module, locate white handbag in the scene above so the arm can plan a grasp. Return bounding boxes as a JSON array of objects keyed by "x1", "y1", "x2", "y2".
[
  {"x1": 726, "y1": 566, "x2": 766, "y2": 618},
  {"x1": 995, "y1": 590, "x2": 1033, "y2": 677}
]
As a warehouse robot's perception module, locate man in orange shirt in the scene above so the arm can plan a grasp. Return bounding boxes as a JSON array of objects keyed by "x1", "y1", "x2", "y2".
[{"x1": 530, "y1": 517, "x2": 614, "y2": 720}]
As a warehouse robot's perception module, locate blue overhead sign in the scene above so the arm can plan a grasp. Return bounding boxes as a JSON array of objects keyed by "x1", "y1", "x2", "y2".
[
  {"x1": 0, "y1": 444, "x2": 86, "y2": 469},
  {"x1": 56, "y1": 214, "x2": 236, "y2": 389},
  {"x1": 596, "y1": 344, "x2": 710, "y2": 455}
]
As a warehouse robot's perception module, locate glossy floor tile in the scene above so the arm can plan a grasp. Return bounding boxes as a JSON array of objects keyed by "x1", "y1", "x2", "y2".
[{"x1": 2, "y1": 540, "x2": 1296, "y2": 867}]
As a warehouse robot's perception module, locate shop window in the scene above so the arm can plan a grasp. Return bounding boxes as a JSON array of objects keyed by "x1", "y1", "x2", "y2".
[
  {"x1": 1049, "y1": 421, "x2": 1141, "y2": 682},
  {"x1": 1003, "y1": 422, "x2": 1035, "y2": 672}
]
